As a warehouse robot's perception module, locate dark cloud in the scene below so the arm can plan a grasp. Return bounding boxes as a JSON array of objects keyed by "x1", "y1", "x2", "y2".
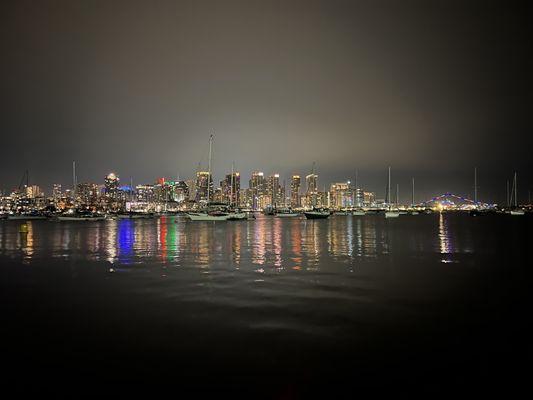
[{"x1": 1, "y1": 0, "x2": 531, "y2": 204}]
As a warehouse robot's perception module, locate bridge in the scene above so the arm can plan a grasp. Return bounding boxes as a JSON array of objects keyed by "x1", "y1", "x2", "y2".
[{"x1": 416, "y1": 193, "x2": 496, "y2": 209}]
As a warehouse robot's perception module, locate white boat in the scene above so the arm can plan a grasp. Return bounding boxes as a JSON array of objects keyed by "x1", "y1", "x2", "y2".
[
  {"x1": 227, "y1": 212, "x2": 248, "y2": 220},
  {"x1": 410, "y1": 211, "x2": 420, "y2": 215},
  {"x1": 385, "y1": 211, "x2": 400, "y2": 218},
  {"x1": 353, "y1": 210, "x2": 366, "y2": 216},
  {"x1": 187, "y1": 212, "x2": 231, "y2": 221},
  {"x1": 509, "y1": 210, "x2": 525, "y2": 216}
]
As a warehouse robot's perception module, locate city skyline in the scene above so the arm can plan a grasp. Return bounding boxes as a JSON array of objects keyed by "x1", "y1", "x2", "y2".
[
  {"x1": 1, "y1": 0, "x2": 530, "y2": 204},
  {"x1": 3, "y1": 162, "x2": 530, "y2": 207}
]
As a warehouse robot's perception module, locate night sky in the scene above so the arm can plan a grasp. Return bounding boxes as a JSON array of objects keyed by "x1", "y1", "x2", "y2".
[{"x1": 1, "y1": 0, "x2": 531, "y2": 203}]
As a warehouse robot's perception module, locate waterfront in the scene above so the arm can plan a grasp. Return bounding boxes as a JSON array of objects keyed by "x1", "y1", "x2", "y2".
[{"x1": 1, "y1": 213, "x2": 531, "y2": 394}]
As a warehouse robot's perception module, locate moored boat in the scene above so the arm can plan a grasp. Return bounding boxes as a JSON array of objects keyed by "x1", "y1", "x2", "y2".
[
  {"x1": 275, "y1": 208, "x2": 299, "y2": 218},
  {"x1": 7, "y1": 212, "x2": 48, "y2": 220},
  {"x1": 304, "y1": 209, "x2": 330, "y2": 219},
  {"x1": 116, "y1": 211, "x2": 154, "y2": 219},
  {"x1": 385, "y1": 211, "x2": 400, "y2": 218},
  {"x1": 56, "y1": 210, "x2": 106, "y2": 221},
  {"x1": 187, "y1": 211, "x2": 231, "y2": 221}
]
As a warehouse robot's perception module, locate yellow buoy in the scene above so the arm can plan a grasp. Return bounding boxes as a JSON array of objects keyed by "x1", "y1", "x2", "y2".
[{"x1": 19, "y1": 223, "x2": 29, "y2": 233}]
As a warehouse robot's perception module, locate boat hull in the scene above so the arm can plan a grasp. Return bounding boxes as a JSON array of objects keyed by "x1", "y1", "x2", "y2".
[
  {"x1": 304, "y1": 212, "x2": 330, "y2": 219},
  {"x1": 275, "y1": 213, "x2": 299, "y2": 218},
  {"x1": 509, "y1": 210, "x2": 525, "y2": 216},
  {"x1": 227, "y1": 212, "x2": 248, "y2": 221},
  {"x1": 7, "y1": 215, "x2": 47, "y2": 220},
  {"x1": 385, "y1": 212, "x2": 400, "y2": 218},
  {"x1": 57, "y1": 216, "x2": 106, "y2": 221},
  {"x1": 187, "y1": 213, "x2": 230, "y2": 221}
]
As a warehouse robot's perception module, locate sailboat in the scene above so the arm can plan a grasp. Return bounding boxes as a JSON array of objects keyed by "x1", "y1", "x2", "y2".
[
  {"x1": 186, "y1": 135, "x2": 237, "y2": 221},
  {"x1": 385, "y1": 167, "x2": 400, "y2": 218},
  {"x1": 509, "y1": 172, "x2": 525, "y2": 216}
]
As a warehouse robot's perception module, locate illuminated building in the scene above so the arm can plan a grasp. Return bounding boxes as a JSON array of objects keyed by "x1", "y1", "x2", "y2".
[
  {"x1": 76, "y1": 183, "x2": 99, "y2": 208},
  {"x1": 104, "y1": 173, "x2": 123, "y2": 210},
  {"x1": 305, "y1": 173, "x2": 318, "y2": 207},
  {"x1": 135, "y1": 184, "x2": 155, "y2": 203},
  {"x1": 185, "y1": 179, "x2": 196, "y2": 201},
  {"x1": 329, "y1": 182, "x2": 352, "y2": 209},
  {"x1": 173, "y1": 181, "x2": 189, "y2": 203},
  {"x1": 104, "y1": 173, "x2": 120, "y2": 198},
  {"x1": 267, "y1": 173, "x2": 282, "y2": 206},
  {"x1": 249, "y1": 171, "x2": 265, "y2": 210},
  {"x1": 239, "y1": 188, "x2": 252, "y2": 208},
  {"x1": 195, "y1": 171, "x2": 212, "y2": 203},
  {"x1": 363, "y1": 191, "x2": 375, "y2": 207},
  {"x1": 52, "y1": 184, "x2": 62, "y2": 204},
  {"x1": 290, "y1": 175, "x2": 301, "y2": 208},
  {"x1": 25, "y1": 185, "x2": 42, "y2": 199},
  {"x1": 222, "y1": 172, "x2": 240, "y2": 205}
]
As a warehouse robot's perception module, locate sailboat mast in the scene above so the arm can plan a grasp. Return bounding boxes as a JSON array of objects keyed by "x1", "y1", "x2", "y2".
[
  {"x1": 507, "y1": 180, "x2": 510, "y2": 207},
  {"x1": 412, "y1": 178, "x2": 415, "y2": 207},
  {"x1": 514, "y1": 172, "x2": 518, "y2": 208},
  {"x1": 387, "y1": 166, "x2": 391, "y2": 206},
  {"x1": 396, "y1": 184, "x2": 399, "y2": 206},
  {"x1": 207, "y1": 134, "x2": 213, "y2": 204},
  {"x1": 474, "y1": 167, "x2": 477, "y2": 204}
]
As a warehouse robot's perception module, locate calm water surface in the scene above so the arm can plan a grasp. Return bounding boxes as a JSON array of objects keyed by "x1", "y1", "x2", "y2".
[{"x1": 1, "y1": 213, "x2": 531, "y2": 394}]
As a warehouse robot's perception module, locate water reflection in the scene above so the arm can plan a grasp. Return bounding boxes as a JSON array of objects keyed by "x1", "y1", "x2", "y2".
[
  {"x1": 0, "y1": 214, "x2": 488, "y2": 270},
  {"x1": 438, "y1": 213, "x2": 453, "y2": 262}
]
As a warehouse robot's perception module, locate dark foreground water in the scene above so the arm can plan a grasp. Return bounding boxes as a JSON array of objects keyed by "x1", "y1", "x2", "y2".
[{"x1": 1, "y1": 213, "x2": 531, "y2": 395}]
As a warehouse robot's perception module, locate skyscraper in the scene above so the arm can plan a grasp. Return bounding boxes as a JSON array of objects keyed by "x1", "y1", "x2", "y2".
[
  {"x1": 329, "y1": 182, "x2": 352, "y2": 209},
  {"x1": 267, "y1": 173, "x2": 281, "y2": 206},
  {"x1": 195, "y1": 171, "x2": 212, "y2": 203},
  {"x1": 290, "y1": 175, "x2": 301, "y2": 208},
  {"x1": 222, "y1": 172, "x2": 240, "y2": 206},
  {"x1": 249, "y1": 171, "x2": 265, "y2": 210},
  {"x1": 306, "y1": 173, "x2": 318, "y2": 207}
]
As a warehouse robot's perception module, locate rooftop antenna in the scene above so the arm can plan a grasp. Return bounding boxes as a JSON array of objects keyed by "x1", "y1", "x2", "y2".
[
  {"x1": 513, "y1": 171, "x2": 518, "y2": 208},
  {"x1": 387, "y1": 166, "x2": 391, "y2": 206}
]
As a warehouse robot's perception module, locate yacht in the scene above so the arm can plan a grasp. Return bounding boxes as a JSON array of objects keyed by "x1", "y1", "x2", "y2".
[
  {"x1": 7, "y1": 211, "x2": 48, "y2": 221},
  {"x1": 304, "y1": 208, "x2": 330, "y2": 219},
  {"x1": 116, "y1": 211, "x2": 154, "y2": 219},
  {"x1": 333, "y1": 210, "x2": 350, "y2": 216},
  {"x1": 275, "y1": 208, "x2": 299, "y2": 218},
  {"x1": 57, "y1": 210, "x2": 106, "y2": 221},
  {"x1": 187, "y1": 210, "x2": 231, "y2": 221}
]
